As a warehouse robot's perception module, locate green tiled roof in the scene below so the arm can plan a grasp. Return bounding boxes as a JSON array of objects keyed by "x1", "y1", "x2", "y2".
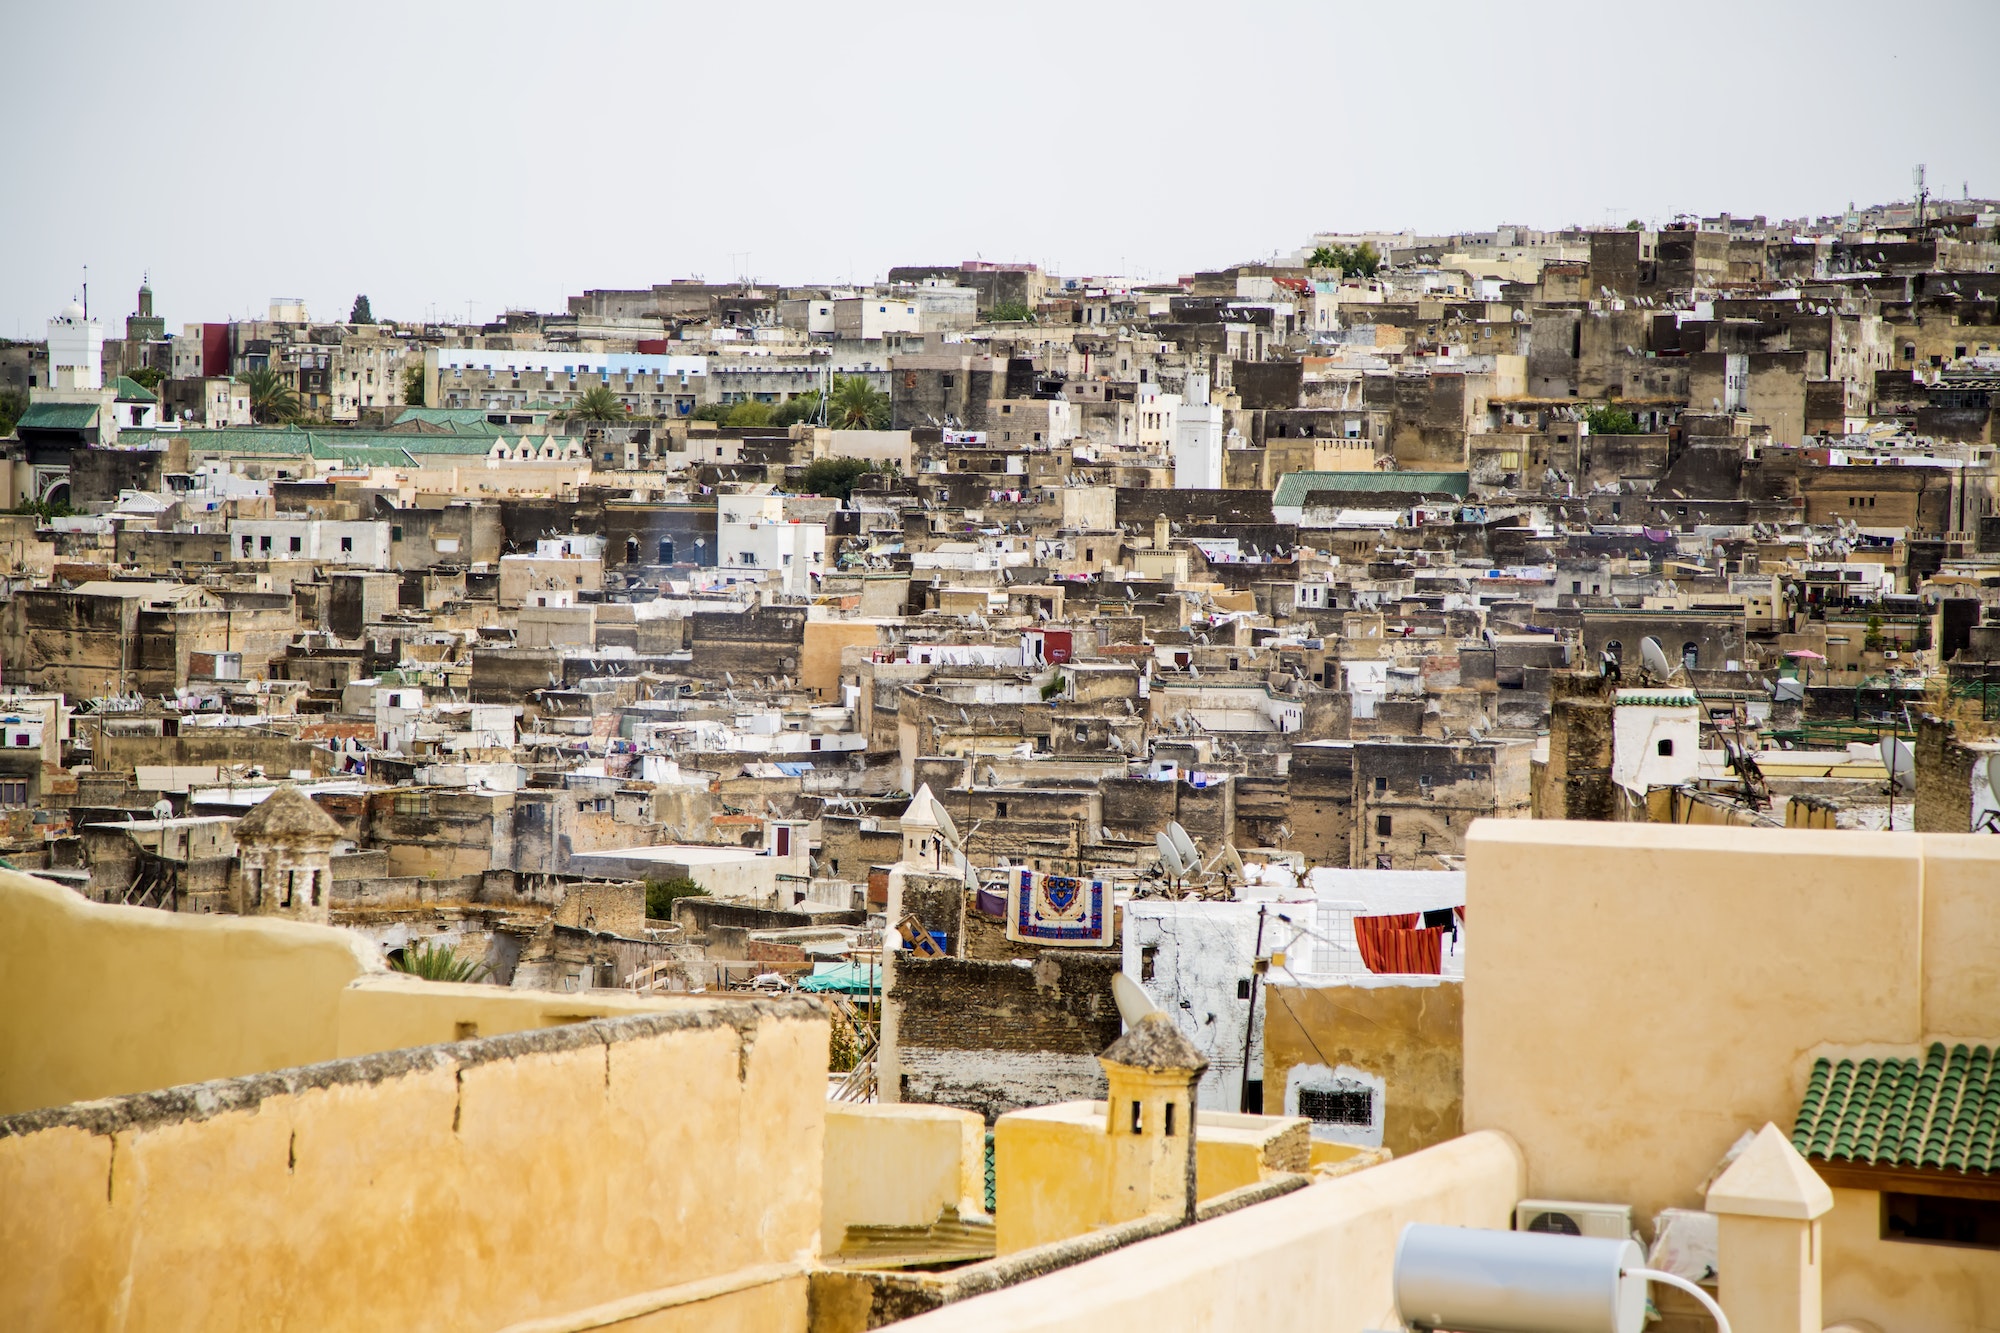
[
  {"x1": 1272, "y1": 470, "x2": 1470, "y2": 507},
  {"x1": 112, "y1": 375, "x2": 158, "y2": 402},
  {"x1": 1792, "y1": 1044, "x2": 2000, "y2": 1175},
  {"x1": 15, "y1": 401, "x2": 100, "y2": 431},
  {"x1": 160, "y1": 426, "x2": 501, "y2": 460}
]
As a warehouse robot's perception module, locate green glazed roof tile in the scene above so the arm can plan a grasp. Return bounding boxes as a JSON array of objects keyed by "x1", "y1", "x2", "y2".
[{"x1": 1793, "y1": 1042, "x2": 2000, "y2": 1176}]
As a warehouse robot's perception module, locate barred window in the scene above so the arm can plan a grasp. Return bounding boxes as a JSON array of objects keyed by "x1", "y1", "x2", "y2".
[{"x1": 1298, "y1": 1087, "x2": 1374, "y2": 1127}]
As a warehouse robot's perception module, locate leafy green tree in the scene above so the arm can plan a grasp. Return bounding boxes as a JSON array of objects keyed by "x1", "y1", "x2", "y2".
[
  {"x1": 348, "y1": 294, "x2": 374, "y2": 324},
  {"x1": 1625, "y1": 219, "x2": 1644, "y2": 230},
  {"x1": 645, "y1": 876, "x2": 708, "y2": 921},
  {"x1": 1864, "y1": 614, "x2": 1885, "y2": 651},
  {"x1": 799, "y1": 455, "x2": 874, "y2": 501},
  {"x1": 569, "y1": 384, "x2": 626, "y2": 421},
  {"x1": 1585, "y1": 405, "x2": 1642, "y2": 435},
  {"x1": 1307, "y1": 242, "x2": 1382, "y2": 277},
  {"x1": 828, "y1": 375, "x2": 891, "y2": 430},
  {"x1": 0, "y1": 389, "x2": 24, "y2": 436},
  {"x1": 402, "y1": 365, "x2": 426, "y2": 406},
  {"x1": 237, "y1": 367, "x2": 301, "y2": 424},
  {"x1": 726, "y1": 400, "x2": 773, "y2": 427},
  {"x1": 771, "y1": 391, "x2": 822, "y2": 427},
  {"x1": 691, "y1": 402, "x2": 735, "y2": 423},
  {"x1": 127, "y1": 365, "x2": 166, "y2": 390},
  {"x1": 987, "y1": 300, "x2": 1034, "y2": 323},
  {"x1": 389, "y1": 939, "x2": 491, "y2": 983},
  {"x1": 11, "y1": 495, "x2": 74, "y2": 521}
]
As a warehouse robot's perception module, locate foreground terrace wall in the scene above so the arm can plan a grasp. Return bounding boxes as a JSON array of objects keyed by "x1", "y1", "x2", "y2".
[
  {"x1": 1463, "y1": 822, "x2": 2000, "y2": 1331},
  {"x1": 886, "y1": 1130, "x2": 1522, "y2": 1333},
  {"x1": 0, "y1": 1005, "x2": 828, "y2": 1333},
  {"x1": 0, "y1": 872, "x2": 714, "y2": 1117}
]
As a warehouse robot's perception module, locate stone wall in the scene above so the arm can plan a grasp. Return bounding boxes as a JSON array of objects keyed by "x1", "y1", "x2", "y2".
[{"x1": 888, "y1": 951, "x2": 1123, "y2": 1123}]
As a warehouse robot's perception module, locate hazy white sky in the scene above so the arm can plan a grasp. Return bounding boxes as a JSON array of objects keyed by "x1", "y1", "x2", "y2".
[{"x1": 4, "y1": 0, "x2": 1996, "y2": 337}]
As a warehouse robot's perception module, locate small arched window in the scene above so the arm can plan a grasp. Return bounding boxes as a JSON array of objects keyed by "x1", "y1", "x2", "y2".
[
  {"x1": 1658, "y1": 738, "x2": 1674, "y2": 757},
  {"x1": 1681, "y1": 642, "x2": 1699, "y2": 670}
]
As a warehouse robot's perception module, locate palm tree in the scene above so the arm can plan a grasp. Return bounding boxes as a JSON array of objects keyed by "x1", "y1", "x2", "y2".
[
  {"x1": 569, "y1": 384, "x2": 626, "y2": 422},
  {"x1": 237, "y1": 367, "x2": 300, "y2": 424},
  {"x1": 828, "y1": 376, "x2": 890, "y2": 430},
  {"x1": 389, "y1": 939, "x2": 491, "y2": 984}
]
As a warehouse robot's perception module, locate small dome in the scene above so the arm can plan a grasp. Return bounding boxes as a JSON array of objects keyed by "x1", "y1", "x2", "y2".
[
  {"x1": 237, "y1": 783, "x2": 342, "y2": 841},
  {"x1": 60, "y1": 301, "x2": 85, "y2": 320}
]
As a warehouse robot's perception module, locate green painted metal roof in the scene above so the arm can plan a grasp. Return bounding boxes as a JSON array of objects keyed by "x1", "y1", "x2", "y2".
[
  {"x1": 1792, "y1": 1044, "x2": 2000, "y2": 1174},
  {"x1": 15, "y1": 401, "x2": 99, "y2": 431},
  {"x1": 112, "y1": 375, "x2": 158, "y2": 403},
  {"x1": 1272, "y1": 470, "x2": 1469, "y2": 507}
]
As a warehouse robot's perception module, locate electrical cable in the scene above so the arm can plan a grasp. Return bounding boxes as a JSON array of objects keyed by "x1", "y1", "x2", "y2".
[{"x1": 1628, "y1": 1267, "x2": 1731, "y2": 1333}]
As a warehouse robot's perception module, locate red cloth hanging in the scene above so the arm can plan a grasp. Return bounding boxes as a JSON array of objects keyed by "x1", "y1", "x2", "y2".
[{"x1": 1354, "y1": 915, "x2": 1444, "y2": 975}]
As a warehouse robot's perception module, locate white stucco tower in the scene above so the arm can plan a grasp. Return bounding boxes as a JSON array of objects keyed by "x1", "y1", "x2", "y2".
[
  {"x1": 46, "y1": 302, "x2": 104, "y2": 392},
  {"x1": 1172, "y1": 372, "x2": 1222, "y2": 489}
]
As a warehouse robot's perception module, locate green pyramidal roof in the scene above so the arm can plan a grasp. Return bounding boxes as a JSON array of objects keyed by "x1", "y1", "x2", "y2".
[{"x1": 1792, "y1": 1043, "x2": 2000, "y2": 1175}]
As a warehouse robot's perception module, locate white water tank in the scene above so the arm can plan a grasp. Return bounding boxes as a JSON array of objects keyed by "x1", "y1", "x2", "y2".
[{"x1": 1394, "y1": 1224, "x2": 1645, "y2": 1333}]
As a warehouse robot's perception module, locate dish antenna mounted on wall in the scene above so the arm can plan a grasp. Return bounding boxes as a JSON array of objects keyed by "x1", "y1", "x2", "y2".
[
  {"x1": 1972, "y1": 755, "x2": 2000, "y2": 834},
  {"x1": 1637, "y1": 636, "x2": 1681, "y2": 685},
  {"x1": 1880, "y1": 734, "x2": 1915, "y2": 829}
]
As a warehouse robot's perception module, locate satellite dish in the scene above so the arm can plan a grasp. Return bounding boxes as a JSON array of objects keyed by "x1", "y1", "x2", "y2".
[
  {"x1": 1156, "y1": 833, "x2": 1187, "y2": 877},
  {"x1": 1640, "y1": 636, "x2": 1674, "y2": 680},
  {"x1": 1167, "y1": 820, "x2": 1198, "y2": 867},
  {"x1": 1112, "y1": 972, "x2": 1160, "y2": 1026},
  {"x1": 1880, "y1": 736, "x2": 1915, "y2": 792},
  {"x1": 1972, "y1": 756, "x2": 2000, "y2": 833}
]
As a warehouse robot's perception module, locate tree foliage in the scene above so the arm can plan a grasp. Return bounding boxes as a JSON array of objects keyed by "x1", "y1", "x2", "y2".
[
  {"x1": 402, "y1": 365, "x2": 426, "y2": 406},
  {"x1": 1308, "y1": 242, "x2": 1383, "y2": 277},
  {"x1": 987, "y1": 300, "x2": 1034, "y2": 323},
  {"x1": 569, "y1": 384, "x2": 626, "y2": 421},
  {"x1": 389, "y1": 939, "x2": 491, "y2": 983},
  {"x1": 348, "y1": 294, "x2": 374, "y2": 324},
  {"x1": 828, "y1": 375, "x2": 891, "y2": 430},
  {"x1": 799, "y1": 455, "x2": 875, "y2": 501},
  {"x1": 645, "y1": 876, "x2": 707, "y2": 921},
  {"x1": 771, "y1": 391, "x2": 822, "y2": 427},
  {"x1": 0, "y1": 389, "x2": 24, "y2": 437},
  {"x1": 1585, "y1": 404, "x2": 1642, "y2": 435},
  {"x1": 725, "y1": 400, "x2": 772, "y2": 427},
  {"x1": 237, "y1": 367, "x2": 301, "y2": 424},
  {"x1": 127, "y1": 365, "x2": 166, "y2": 390}
]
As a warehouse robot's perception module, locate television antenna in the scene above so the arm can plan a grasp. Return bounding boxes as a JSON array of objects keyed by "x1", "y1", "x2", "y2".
[{"x1": 1914, "y1": 163, "x2": 1930, "y2": 229}]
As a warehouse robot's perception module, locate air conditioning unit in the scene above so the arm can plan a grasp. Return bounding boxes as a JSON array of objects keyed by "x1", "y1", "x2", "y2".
[{"x1": 1514, "y1": 1199, "x2": 1634, "y2": 1241}]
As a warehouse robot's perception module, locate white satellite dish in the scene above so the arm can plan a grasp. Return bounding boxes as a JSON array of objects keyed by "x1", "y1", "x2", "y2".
[
  {"x1": 1167, "y1": 820, "x2": 1198, "y2": 867},
  {"x1": 1879, "y1": 736, "x2": 1915, "y2": 792},
  {"x1": 1156, "y1": 833, "x2": 1187, "y2": 877},
  {"x1": 1639, "y1": 636, "x2": 1674, "y2": 680},
  {"x1": 1972, "y1": 756, "x2": 2000, "y2": 833},
  {"x1": 1112, "y1": 972, "x2": 1161, "y2": 1026}
]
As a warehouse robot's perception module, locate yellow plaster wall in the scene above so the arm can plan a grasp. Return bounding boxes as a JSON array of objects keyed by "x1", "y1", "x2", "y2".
[
  {"x1": 0, "y1": 871, "x2": 374, "y2": 1116},
  {"x1": 1262, "y1": 978, "x2": 1463, "y2": 1159},
  {"x1": 1462, "y1": 821, "x2": 2000, "y2": 1331},
  {"x1": 0, "y1": 1008, "x2": 828, "y2": 1333},
  {"x1": 803, "y1": 619, "x2": 890, "y2": 702},
  {"x1": 0, "y1": 872, "x2": 711, "y2": 1117},
  {"x1": 899, "y1": 1131, "x2": 1525, "y2": 1333},
  {"x1": 993, "y1": 1103, "x2": 1309, "y2": 1255},
  {"x1": 334, "y1": 974, "x2": 702, "y2": 1057},
  {"x1": 823, "y1": 1103, "x2": 987, "y2": 1254},
  {"x1": 1918, "y1": 835, "x2": 2000, "y2": 1042}
]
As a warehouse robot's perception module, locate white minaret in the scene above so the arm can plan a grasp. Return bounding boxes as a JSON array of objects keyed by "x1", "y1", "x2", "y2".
[
  {"x1": 1172, "y1": 371, "x2": 1223, "y2": 489},
  {"x1": 46, "y1": 302, "x2": 104, "y2": 392}
]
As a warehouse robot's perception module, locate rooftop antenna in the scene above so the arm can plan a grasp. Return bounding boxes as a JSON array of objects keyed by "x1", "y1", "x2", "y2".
[
  {"x1": 82, "y1": 265, "x2": 89, "y2": 320},
  {"x1": 1914, "y1": 163, "x2": 1930, "y2": 229}
]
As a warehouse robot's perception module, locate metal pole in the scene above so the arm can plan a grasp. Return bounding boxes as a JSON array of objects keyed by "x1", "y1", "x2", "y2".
[{"x1": 1238, "y1": 904, "x2": 1267, "y2": 1113}]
